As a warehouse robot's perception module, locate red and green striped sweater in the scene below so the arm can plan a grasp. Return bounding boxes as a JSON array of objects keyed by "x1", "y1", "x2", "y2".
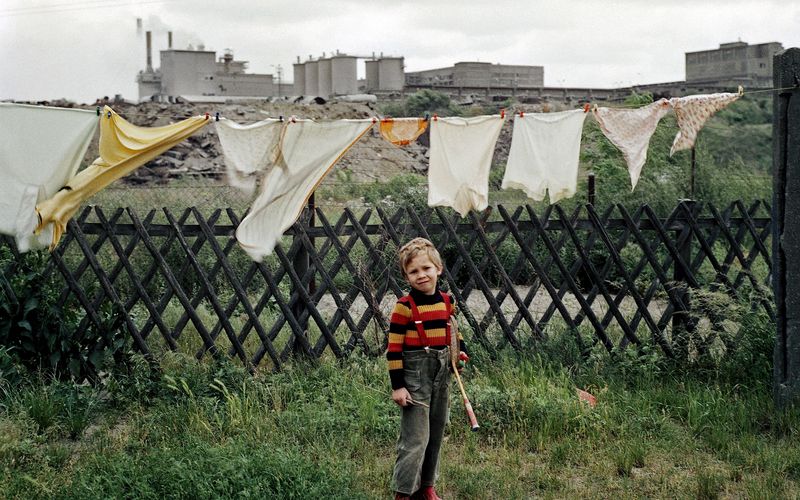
[{"x1": 386, "y1": 287, "x2": 467, "y2": 390}]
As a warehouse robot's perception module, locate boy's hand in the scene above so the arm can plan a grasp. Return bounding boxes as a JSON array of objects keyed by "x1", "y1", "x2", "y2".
[
  {"x1": 392, "y1": 387, "x2": 411, "y2": 407},
  {"x1": 457, "y1": 351, "x2": 470, "y2": 372}
]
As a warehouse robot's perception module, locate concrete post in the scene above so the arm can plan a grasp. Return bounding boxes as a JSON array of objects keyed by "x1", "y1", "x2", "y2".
[{"x1": 773, "y1": 48, "x2": 800, "y2": 408}]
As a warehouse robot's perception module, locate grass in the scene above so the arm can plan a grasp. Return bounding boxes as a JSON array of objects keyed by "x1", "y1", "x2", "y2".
[{"x1": 0, "y1": 333, "x2": 798, "y2": 499}]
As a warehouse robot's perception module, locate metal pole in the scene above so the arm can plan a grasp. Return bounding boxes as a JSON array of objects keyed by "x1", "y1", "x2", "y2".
[
  {"x1": 690, "y1": 146, "x2": 696, "y2": 199},
  {"x1": 773, "y1": 47, "x2": 800, "y2": 408}
]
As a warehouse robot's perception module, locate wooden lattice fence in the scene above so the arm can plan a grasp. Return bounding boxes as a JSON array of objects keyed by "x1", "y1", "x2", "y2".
[{"x1": 0, "y1": 200, "x2": 772, "y2": 372}]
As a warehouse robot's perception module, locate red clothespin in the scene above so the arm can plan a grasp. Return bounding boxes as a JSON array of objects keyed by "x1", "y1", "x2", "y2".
[
  {"x1": 583, "y1": 103, "x2": 590, "y2": 113},
  {"x1": 371, "y1": 117, "x2": 377, "y2": 124},
  {"x1": 204, "y1": 112, "x2": 209, "y2": 120},
  {"x1": 291, "y1": 116, "x2": 296, "y2": 123},
  {"x1": 500, "y1": 108, "x2": 505, "y2": 119},
  {"x1": 433, "y1": 113, "x2": 438, "y2": 121},
  {"x1": 519, "y1": 111, "x2": 524, "y2": 118}
]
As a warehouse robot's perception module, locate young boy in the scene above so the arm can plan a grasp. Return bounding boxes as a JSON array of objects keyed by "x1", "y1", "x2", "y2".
[{"x1": 387, "y1": 237, "x2": 468, "y2": 500}]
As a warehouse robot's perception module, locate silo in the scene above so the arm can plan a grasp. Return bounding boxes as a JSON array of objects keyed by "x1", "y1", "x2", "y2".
[
  {"x1": 365, "y1": 59, "x2": 380, "y2": 92},
  {"x1": 305, "y1": 59, "x2": 319, "y2": 96},
  {"x1": 318, "y1": 58, "x2": 332, "y2": 98},
  {"x1": 293, "y1": 62, "x2": 306, "y2": 96},
  {"x1": 330, "y1": 55, "x2": 357, "y2": 95},
  {"x1": 378, "y1": 57, "x2": 405, "y2": 91}
]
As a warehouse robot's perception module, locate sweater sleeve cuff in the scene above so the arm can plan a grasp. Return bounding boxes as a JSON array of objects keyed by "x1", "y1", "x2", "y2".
[{"x1": 389, "y1": 370, "x2": 405, "y2": 390}]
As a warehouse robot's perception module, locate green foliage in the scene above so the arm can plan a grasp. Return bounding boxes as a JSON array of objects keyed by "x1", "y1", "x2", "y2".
[
  {"x1": 623, "y1": 91, "x2": 654, "y2": 107},
  {"x1": 0, "y1": 248, "x2": 129, "y2": 382},
  {"x1": 380, "y1": 89, "x2": 463, "y2": 117}
]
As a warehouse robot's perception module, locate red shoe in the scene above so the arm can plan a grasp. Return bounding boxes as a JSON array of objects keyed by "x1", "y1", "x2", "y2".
[{"x1": 417, "y1": 486, "x2": 442, "y2": 500}]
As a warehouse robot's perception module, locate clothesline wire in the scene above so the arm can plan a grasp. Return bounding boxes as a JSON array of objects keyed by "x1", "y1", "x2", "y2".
[
  {"x1": 99, "y1": 88, "x2": 780, "y2": 124},
  {"x1": 743, "y1": 84, "x2": 800, "y2": 95}
]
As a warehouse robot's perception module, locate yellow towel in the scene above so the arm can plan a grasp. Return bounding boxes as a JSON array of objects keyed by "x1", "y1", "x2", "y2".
[
  {"x1": 379, "y1": 118, "x2": 428, "y2": 146},
  {"x1": 35, "y1": 106, "x2": 209, "y2": 249}
]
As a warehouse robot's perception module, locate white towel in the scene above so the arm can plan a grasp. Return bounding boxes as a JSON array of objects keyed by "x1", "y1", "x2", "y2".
[
  {"x1": 236, "y1": 119, "x2": 374, "y2": 261},
  {"x1": 215, "y1": 118, "x2": 284, "y2": 195},
  {"x1": 592, "y1": 99, "x2": 671, "y2": 190},
  {"x1": 502, "y1": 109, "x2": 587, "y2": 203},
  {"x1": 428, "y1": 115, "x2": 504, "y2": 216},
  {"x1": 0, "y1": 103, "x2": 97, "y2": 251},
  {"x1": 669, "y1": 92, "x2": 740, "y2": 155}
]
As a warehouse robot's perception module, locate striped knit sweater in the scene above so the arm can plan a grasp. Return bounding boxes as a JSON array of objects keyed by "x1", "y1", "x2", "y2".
[{"x1": 386, "y1": 287, "x2": 467, "y2": 390}]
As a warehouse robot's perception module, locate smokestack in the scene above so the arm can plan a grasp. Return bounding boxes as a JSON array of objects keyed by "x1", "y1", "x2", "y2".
[
  {"x1": 168, "y1": 31, "x2": 172, "y2": 49},
  {"x1": 146, "y1": 31, "x2": 153, "y2": 72}
]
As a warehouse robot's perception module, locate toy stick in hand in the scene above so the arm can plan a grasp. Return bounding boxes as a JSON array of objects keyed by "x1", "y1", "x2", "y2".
[{"x1": 450, "y1": 317, "x2": 479, "y2": 431}]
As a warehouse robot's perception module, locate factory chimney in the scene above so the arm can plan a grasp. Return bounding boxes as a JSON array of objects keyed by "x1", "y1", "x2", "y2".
[
  {"x1": 146, "y1": 30, "x2": 153, "y2": 72},
  {"x1": 168, "y1": 31, "x2": 173, "y2": 49}
]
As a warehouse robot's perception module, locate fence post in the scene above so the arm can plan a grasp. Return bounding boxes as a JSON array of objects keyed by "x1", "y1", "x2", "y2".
[
  {"x1": 673, "y1": 199, "x2": 695, "y2": 359},
  {"x1": 587, "y1": 172, "x2": 596, "y2": 206},
  {"x1": 773, "y1": 48, "x2": 800, "y2": 408},
  {"x1": 291, "y1": 192, "x2": 314, "y2": 356}
]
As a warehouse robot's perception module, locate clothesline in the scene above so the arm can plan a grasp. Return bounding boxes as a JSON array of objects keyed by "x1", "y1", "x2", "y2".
[{"x1": 0, "y1": 87, "x2": 756, "y2": 260}]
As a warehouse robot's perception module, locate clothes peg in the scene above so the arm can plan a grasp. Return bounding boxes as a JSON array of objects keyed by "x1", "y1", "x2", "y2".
[
  {"x1": 371, "y1": 117, "x2": 377, "y2": 123},
  {"x1": 433, "y1": 113, "x2": 438, "y2": 121},
  {"x1": 215, "y1": 112, "x2": 220, "y2": 122},
  {"x1": 738, "y1": 85, "x2": 744, "y2": 96},
  {"x1": 96, "y1": 106, "x2": 100, "y2": 116},
  {"x1": 500, "y1": 109, "x2": 505, "y2": 119},
  {"x1": 519, "y1": 111, "x2": 524, "y2": 118},
  {"x1": 204, "y1": 112, "x2": 209, "y2": 120},
  {"x1": 106, "y1": 110, "x2": 112, "y2": 118},
  {"x1": 279, "y1": 115, "x2": 284, "y2": 122},
  {"x1": 583, "y1": 103, "x2": 591, "y2": 113},
  {"x1": 423, "y1": 112, "x2": 430, "y2": 121}
]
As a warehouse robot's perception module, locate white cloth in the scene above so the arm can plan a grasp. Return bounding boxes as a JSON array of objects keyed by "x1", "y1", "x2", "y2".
[
  {"x1": 236, "y1": 119, "x2": 374, "y2": 261},
  {"x1": 428, "y1": 115, "x2": 504, "y2": 216},
  {"x1": 669, "y1": 92, "x2": 740, "y2": 155},
  {"x1": 215, "y1": 118, "x2": 284, "y2": 195},
  {"x1": 0, "y1": 103, "x2": 97, "y2": 251},
  {"x1": 592, "y1": 99, "x2": 671, "y2": 190},
  {"x1": 502, "y1": 109, "x2": 587, "y2": 203}
]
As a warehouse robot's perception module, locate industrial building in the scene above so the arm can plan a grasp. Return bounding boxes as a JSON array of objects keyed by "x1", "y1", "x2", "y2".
[
  {"x1": 405, "y1": 62, "x2": 544, "y2": 88},
  {"x1": 136, "y1": 31, "x2": 290, "y2": 102},
  {"x1": 685, "y1": 41, "x2": 783, "y2": 88},
  {"x1": 292, "y1": 52, "x2": 405, "y2": 97}
]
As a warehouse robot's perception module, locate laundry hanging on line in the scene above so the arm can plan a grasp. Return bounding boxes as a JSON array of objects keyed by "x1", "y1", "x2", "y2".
[
  {"x1": 234, "y1": 118, "x2": 374, "y2": 261},
  {"x1": 0, "y1": 103, "x2": 98, "y2": 252},
  {"x1": 379, "y1": 117, "x2": 429, "y2": 146},
  {"x1": 502, "y1": 109, "x2": 587, "y2": 203},
  {"x1": 592, "y1": 99, "x2": 672, "y2": 190},
  {"x1": 35, "y1": 106, "x2": 209, "y2": 249},
  {"x1": 215, "y1": 118, "x2": 284, "y2": 195},
  {"x1": 669, "y1": 91, "x2": 741, "y2": 155},
  {"x1": 427, "y1": 115, "x2": 505, "y2": 216}
]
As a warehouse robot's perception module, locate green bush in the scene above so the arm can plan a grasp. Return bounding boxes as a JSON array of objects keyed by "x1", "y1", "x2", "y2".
[{"x1": 0, "y1": 248, "x2": 128, "y2": 382}]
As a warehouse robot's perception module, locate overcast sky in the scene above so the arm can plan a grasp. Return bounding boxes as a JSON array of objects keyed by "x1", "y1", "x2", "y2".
[{"x1": 2, "y1": 0, "x2": 799, "y2": 104}]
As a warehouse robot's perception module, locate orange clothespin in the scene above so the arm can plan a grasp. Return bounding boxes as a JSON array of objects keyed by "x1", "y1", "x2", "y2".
[
  {"x1": 500, "y1": 108, "x2": 505, "y2": 119},
  {"x1": 583, "y1": 103, "x2": 590, "y2": 113}
]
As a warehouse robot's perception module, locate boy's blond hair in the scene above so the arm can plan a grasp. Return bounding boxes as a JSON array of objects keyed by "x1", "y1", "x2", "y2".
[{"x1": 398, "y1": 237, "x2": 443, "y2": 276}]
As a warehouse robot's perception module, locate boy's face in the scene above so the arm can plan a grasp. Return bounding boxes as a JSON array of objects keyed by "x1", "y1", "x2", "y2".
[{"x1": 404, "y1": 253, "x2": 442, "y2": 295}]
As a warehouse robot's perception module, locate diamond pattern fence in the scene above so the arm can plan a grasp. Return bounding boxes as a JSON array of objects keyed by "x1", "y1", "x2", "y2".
[{"x1": 0, "y1": 200, "x2": 773, "y2": 372}]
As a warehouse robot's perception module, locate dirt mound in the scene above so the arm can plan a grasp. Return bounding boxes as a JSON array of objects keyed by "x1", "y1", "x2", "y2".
[{"x1": 64, "y1": 99, "x2": 429, "y2": 186}]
